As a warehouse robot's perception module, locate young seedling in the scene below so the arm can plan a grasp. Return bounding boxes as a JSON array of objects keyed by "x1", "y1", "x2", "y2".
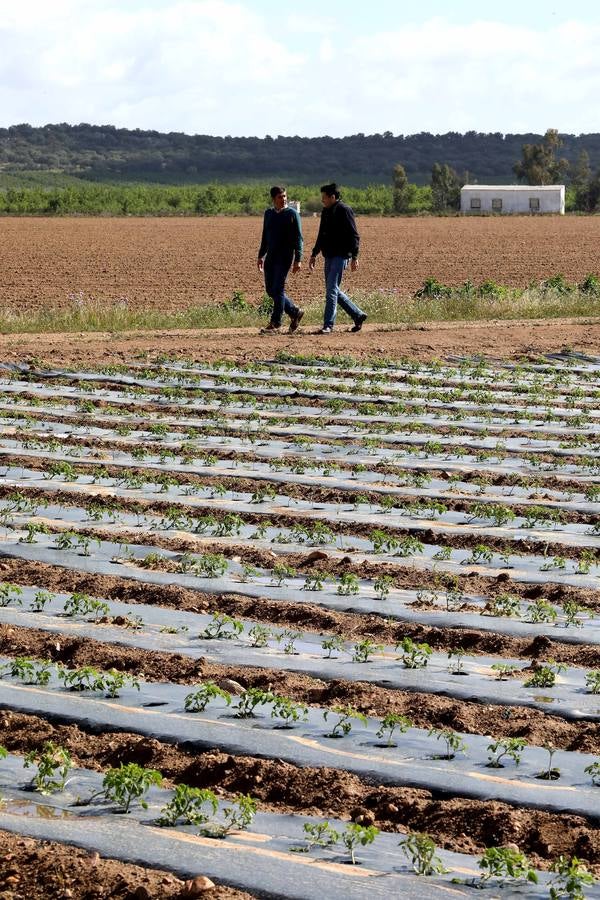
[
  {"x1": 19, "y1": 522, "x2": 49, "y2": 544},
  {"x1": 302, "y1": 572, "x2": 327, "y2": 592},
  {"x1": 195, "y1": 553, "x2": 229, "y2": 578},
  {"x1": 29, "y1": 590, "x2": 54, "y2": 612},
  {"x1": 201, "y1": 613, "x2": 244, "y2": 640},
  {"x1": 373, "y1": 575, "x2": 394, "y2": 600},
  {"x1": 490, "y1": 662, "x2": 522, "y2": 681},
  {"x1": 563, "y1": 600, "x2": 589, "y2": 628},
  {"x1": 342, "y1": 823, "x2": 379, "y2": 865},
  {"x1": 351, "y1": 638, "x2": 384, "y2": 663},
  {"x1": 484, "y1": 592, "x2": 521, "y2": 618},
  {"x1": 524, "y1": 660, "x2": 566, "y2": 688},
  {"x1": 584, "y1": 760, "x2": 600, "y2": 786},
  {"x1": 99, "y1": 763, "x2": 163, "y2": 813},
  {"x1": 536, "y1": 743, "x2": 560, "y2": 780},
  {"x1": 103, "y1": 669, "x2": 140, "y2": 699},
  {"x1": 478, "y1": 846, "x2": 538, "y2": 885},
  {"x1": 427, "y1": 727, "x2": 466, "y2": 760},
  {"x1": 184, "y1": 682, "x2": 232, "y2": 713},
  {"x1": 585, "y1": 671, "x2": 600, "y2": 694},
  {"x1": 293, "y1": 821, "x2": 340, "y2": 854},
  {"x1": 487, "y1": 738, "x2": 527, "y2": 768},
  {"x1": 376, "y1": 713, "x2": 412, "y2": 747},
  {"x1": 247, "y1": 623, "x2": 272, "y2": 648},
  {"x1": 59, "y1": 665, "x2": 103, "y2": 692},
  {"x1": 396, "y1": 637, "x2": 432, "y2": 669},
  {"x1": 203, "y1": 794, "x2": 258, "y2": 838},
  {"x1": 234, "y1": 687, "x2": 275, "y2": 719},
  {"x1": 0, "y1": 583, "x2": 23, "y2": 607},
  {"x1": 157, "y1": 785, "x2": 219, "y2": 827},
  {"x1": 549, "y1": 855, "x2": 595, "y2": 900},
  {"x1": 336, "y1": 573, "x2": 360, "y2": 596},
  {"x1": 323, "y1": 706, "x2": 367, "y2": 738},
  {"x1": 270, "y1": 695, "x2": 309, "y2": 728},
  {"x1": 464, "y1": 544, "x2": 494, "y2": 565},
  {"x1": 240, "y1": 564, "x2": 260, "y2": 582},
  {"x1": 399, "y1": 832, "x2": 448, "y2": 876},
  {"x1": 0, "y1": 657, "x2": 53, "y2": 685},
  {"x1": 270, "y1": 563, "x2": 296, "y2": 587},
  {"x1": 275, "y1": 629, "x2": 303, "y2": 655},
  {"x1": 526, "y1": 598, "x2": 558, "y2": 624},
  {"x1": 24, "y1": 742, "x2": 73, "y2": 795},
  {"x1": 447, "y1": 648, "x2": 467, "y2": 675},
  {"x1": 321, "y1": 635, "x2": 345, "y2": 658}
]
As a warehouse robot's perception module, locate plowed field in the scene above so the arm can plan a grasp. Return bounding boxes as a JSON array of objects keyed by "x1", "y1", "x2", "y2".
[{"x1": 3, "y1": 215, "x2": 600, "y2": 312}]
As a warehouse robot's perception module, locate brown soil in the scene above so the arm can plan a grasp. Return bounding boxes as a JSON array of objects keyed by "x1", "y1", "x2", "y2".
[
  {"x1": 1, "y1": 319, "x2": 600, "y2": 370},
  {"x1": 1, "y1": 709, "x2": 599, "y2": 872},
  {"x1": 2, "y1": 557, "x2": 598, "y2": 665},
  {"x1": 0, "y1": 828, "x2": 251, "y2": 899},
  {"x1": 0, "y1": 621, "x2": 598, "y2": 752},
  {"x1": 3, "y1": 216, "x2": 600, "y2": 311}
]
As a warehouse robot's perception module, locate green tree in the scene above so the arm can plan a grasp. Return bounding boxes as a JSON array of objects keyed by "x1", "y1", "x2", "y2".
[
  {"x1": 571, "y1": 149, "x2": 592, "y2": 210},
  {"x1": 430, "y1": 163, "x2": 461, "y2": 212},
  {"x1": 392, "y1": 163, "x2": 416, "y2": 213},
  {"x1": 513, "y1": 128, "x2": 569, "y2": 185}
]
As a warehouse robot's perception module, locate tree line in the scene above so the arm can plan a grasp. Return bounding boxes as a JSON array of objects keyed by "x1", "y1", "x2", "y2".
[
  {"x1": 0, "y1": 129, "x2": 598, "y2": 215},
  {"x1": 3, "y1": 122, "x2": 600, "y2": 187}
]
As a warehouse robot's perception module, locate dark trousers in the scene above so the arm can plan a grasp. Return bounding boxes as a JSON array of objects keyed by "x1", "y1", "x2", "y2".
[{"x1": 264, "y1": 258, "x2": 299, "y2": 326}]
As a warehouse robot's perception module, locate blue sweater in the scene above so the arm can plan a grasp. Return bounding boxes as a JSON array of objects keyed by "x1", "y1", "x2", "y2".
[{"x1": 258, "y1": 207, "x2": 303, "y2": 263}]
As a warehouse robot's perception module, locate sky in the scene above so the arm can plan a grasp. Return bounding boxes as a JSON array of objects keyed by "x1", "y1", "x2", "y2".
[{"x1": 1, "y1": 0, "x2": 599, "y2": 138}]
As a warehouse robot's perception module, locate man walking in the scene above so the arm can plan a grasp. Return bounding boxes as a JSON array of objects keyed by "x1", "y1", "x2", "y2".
[
  {"x1": 257, "y1": 186, "x2": 304, "y2": 333},
  {"x1": 309, "y1": 183, "x2": 367, "y2": 334}
]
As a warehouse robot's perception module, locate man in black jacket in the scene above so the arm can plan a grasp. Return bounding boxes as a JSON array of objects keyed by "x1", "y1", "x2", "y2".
[
  {"x1": 257, "y1": 186, "x2": 304, "y2": 333},
  {"x1": 309, "y1": 183, "x2": 367, "y2": 334}
]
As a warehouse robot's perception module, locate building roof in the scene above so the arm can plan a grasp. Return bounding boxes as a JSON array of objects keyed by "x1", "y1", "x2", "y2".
[{"x1": 461, "y1": 184, "x2": 564, "y2": 191}]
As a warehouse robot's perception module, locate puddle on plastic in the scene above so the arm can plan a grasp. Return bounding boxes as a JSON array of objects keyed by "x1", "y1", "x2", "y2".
[{"x1": 3, "y1": 798, "x2": 74, "y2": 819}]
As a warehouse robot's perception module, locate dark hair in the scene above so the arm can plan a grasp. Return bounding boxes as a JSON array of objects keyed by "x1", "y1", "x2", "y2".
[
  {"x1": 320, "y1": 182, "x2": 340, "y2": 199},
  {"x1": 270, "y1": 185, "x2": 286, "y2": 198}
]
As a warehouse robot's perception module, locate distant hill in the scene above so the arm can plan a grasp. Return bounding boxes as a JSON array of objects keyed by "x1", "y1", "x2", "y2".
[{"x1": 1, "y1": 124, "x2": 600, "y2": 186}]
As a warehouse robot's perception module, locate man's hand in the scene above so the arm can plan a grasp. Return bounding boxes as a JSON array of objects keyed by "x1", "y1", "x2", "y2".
[
  {"x1": 350, "y1": 258, "x2": 358, "y2": 272},
  {"x1": 292, "y1": 261, "x2": 301, "y2": 274},
  {"x1": 257, "y1": 258, "x2": 264, "y2": 273},
  {"x1": 308, "y1": 255, "x2": 316, "y2": 272}
]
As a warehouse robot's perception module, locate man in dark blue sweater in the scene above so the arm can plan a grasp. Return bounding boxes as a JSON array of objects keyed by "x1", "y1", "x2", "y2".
[
  {"x1": 309, "y1": 183, "x2": 367, "y2": 334},
  {"x1": 257, "y1": 186, "x2": 304, "y2": 333}
]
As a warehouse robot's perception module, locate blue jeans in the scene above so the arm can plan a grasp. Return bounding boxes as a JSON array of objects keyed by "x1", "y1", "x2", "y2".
[
  {"x1": 264, "y1": 258, "x2": 299, "y2": 327},
  {"x1": 323, "y1": 256, "x2": 364, "y2": 329}
]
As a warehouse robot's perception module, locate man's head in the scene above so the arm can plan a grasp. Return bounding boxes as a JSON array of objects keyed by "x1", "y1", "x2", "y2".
[
  {"x1": 320, "y1": 182, "x2": 340, "y2": 208},
  {"x1": 270, "y1": 186, "x2": 287, "y2": 211}
]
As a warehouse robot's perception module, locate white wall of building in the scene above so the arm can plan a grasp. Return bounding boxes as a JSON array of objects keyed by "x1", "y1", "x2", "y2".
[{"x1": 460, "y1": 185, "x2": 565, "y2": 215}]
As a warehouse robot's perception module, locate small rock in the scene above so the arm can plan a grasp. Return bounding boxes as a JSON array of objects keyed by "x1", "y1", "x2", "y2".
[
  {"x1": 132, "y1": 886, "x2": 152, "y2": 900},
  {"x1": 88, "y1": 851, "x2": 100, "y2": 865},
  {"x1": 303, "y1": 550, "x2": 329, "y2": 563},
  {"x1": 217, "y1": 678, "x2": 244, "y2": 694},
  {"x1": 181, "y1": 875, "x2": 216, "y2": 896}
]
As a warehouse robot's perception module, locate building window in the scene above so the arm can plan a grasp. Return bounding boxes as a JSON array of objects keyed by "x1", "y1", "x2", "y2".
[
  {"x1": 491, "y1": 198, "x2": 503, "y2": 211},
  {"x1": 470, "y1": 198, "x2": 481, "y2": 209},
  {"x1": 529, "y1": 197, "x2": 540, "y2": 211}
]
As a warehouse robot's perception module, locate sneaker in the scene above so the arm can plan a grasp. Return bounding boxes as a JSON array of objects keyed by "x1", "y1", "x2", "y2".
[
  {"x1": 288, "y1": 308, "x2": 304, "y2": 333},
  {"x1": 260, "y1": 321, "x2": 281, "y2": 334},
  {"x1": 351, "y1": 313, "x2": 367, "y2": 333},
  {"x1": 319, "y1": 327, "x2": 333, "y2": 334}
]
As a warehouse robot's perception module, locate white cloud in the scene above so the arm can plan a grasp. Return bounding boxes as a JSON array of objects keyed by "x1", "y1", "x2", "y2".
[{"x1": 0, "y1": 5, "x2": 599, "y2": 135}]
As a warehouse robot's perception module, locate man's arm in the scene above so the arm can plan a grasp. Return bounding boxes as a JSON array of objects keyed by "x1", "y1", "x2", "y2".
[
  {"x1": 344, "y1": 204, "x2": 360, "y2": 261},
  {"x1": 257, "y1": 210, "x2": 269, "y2": 270},
  {"x1": 309, "y1": 211, "x2": 324, "y2": 271},
  {"x1": 292, "y1": 209, "x2": 303, "y2": 269}
]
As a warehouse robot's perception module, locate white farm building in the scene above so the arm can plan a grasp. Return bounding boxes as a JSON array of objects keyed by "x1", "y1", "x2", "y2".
[{"x1": 460, "y1": 184, "x2": 565, "y2": 215}]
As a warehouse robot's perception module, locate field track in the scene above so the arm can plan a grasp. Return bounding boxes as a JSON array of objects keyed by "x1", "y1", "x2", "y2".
[{"x1": 3, "y1": 215, "x2": 600, "y2": 312}]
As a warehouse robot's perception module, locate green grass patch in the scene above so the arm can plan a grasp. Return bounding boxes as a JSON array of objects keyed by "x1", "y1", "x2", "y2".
[{"x1": 2, "y1": 276, "x2": 599, "y2": 335}]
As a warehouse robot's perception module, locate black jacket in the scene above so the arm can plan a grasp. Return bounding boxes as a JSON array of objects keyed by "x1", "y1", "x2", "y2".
[{"x1": 310, "y1": 201, "x2": 360, "y2": 260}]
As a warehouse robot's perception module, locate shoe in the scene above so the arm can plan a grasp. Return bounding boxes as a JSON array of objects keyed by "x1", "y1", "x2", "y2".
[
  {"x1": 260, "y1": 321, "x2": 281, "y2": 334},
  {"x1": 351, "y1": 313, "x2": 367, "y2": 333},
  {"x1": 319, "y1": 327, "x2": 333, "y2": 334},
  {"x1": 288, "y1": 308, "x2": 304, "y2": 333}
]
